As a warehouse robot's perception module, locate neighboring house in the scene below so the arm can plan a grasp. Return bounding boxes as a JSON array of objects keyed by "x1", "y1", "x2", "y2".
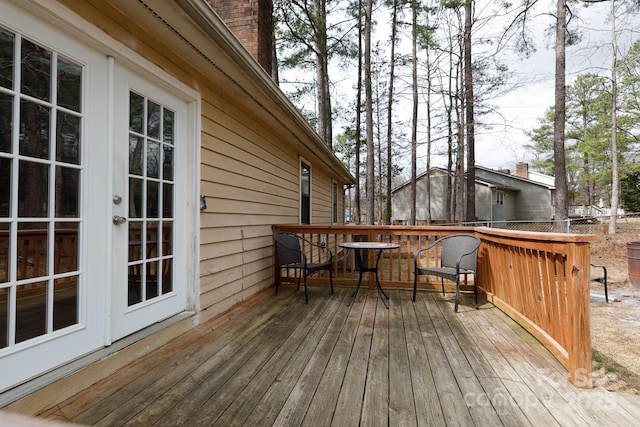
[
  {"x1": 391, "y1": 164, "x2": 556, "y2": 224},
  {"x1": 475, "y1": 165, "x2": 556, "y2": 222},
  {"x1": 0, "y1": 0, "x2": 353, "y2": 395},
  {"x1": 391, "y1": 168, "x2": 456, "y2": 224}
]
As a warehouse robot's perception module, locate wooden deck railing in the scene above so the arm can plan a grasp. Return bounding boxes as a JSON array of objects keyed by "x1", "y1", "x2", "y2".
[{"x1": 272, "y1": 224, "x2": 597, "y2": 388}]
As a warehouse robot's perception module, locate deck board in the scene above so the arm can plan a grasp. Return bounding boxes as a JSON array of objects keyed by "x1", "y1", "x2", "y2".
[{"x1": 26, "y1": 286, "x2": 640, "y2": 426}]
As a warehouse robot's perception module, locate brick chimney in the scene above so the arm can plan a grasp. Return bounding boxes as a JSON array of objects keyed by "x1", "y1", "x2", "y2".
[
  {"x1": 515, "y1": 162, "x2": 529, "y2": 179},
  {"x1": 206, "y1": 0, "x2": 273, "y2": 75}
]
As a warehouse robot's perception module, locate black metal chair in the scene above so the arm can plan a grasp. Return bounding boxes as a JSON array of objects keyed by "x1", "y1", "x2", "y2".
[
  {"x1": 413, "y1": 234, "x2": 481, "y2": 312},
  {"x1": 274, "y1": 232, "x2": 334, "y2": 303},
  {"x1": 590, "y1": 263, "x2": 609, "y2": 303}
]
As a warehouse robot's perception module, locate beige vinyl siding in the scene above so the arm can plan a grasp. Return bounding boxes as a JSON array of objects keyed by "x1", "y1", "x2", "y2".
[{"x1": 54, "y1": 0, "x2": 350, "y2": 319}]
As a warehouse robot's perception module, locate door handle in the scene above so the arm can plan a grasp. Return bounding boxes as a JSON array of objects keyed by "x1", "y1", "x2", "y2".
[{"x1": 112, "y1": 215, "x2": 127, "y2": 225}]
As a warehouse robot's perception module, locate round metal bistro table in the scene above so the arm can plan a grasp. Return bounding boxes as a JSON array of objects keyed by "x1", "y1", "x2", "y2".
[{"x1": 338, "y1": 241, "x2": 400, "y2": 309}]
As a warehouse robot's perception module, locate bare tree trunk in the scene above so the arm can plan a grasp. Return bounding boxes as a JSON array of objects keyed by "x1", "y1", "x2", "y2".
[
  {"x1": 425, "y1": 35, "x2": 433, "y2": 225},
  {"x1": 455, "y1": 13, "x2": 465, "y2": 224},
  {"x1": 464, "y1": 0, "x2": 476, "y2": 222},
  {"x1": 410, "y1": 0, "x2": 418, "y2": 226},
  {"x1": 386, "y1": 0, "x2": 399, "y2": 226},
  {"x1": 553, "y1": 0, "x2": 569, "y2": 221},
  {"x1": 365, "y1": 0, "x2": 375, "y2": 225},
  {"x1": 271, "y1": 24, "x2": 279, "y2": 84},
  {"x1": 314, "y1": 0, "x2": 332, "y2": 148},
  {"x1": 609, "y1": 0, "x2": 619, "y2": 234},
  {"x1": 445, "y1": 64, "x2": 454, "y2": 223},
  {"x1": 355, "y1": 0, "x2": 363, "y2": 224},
  {"x1": 455, "y1": 56, "x2": 465, "y2": 224},
  {"x1": 376, "y1": 79, "x2": 383, "y2": 224}
]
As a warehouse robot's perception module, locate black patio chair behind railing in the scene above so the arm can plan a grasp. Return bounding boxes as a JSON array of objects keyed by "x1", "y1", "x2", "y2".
[
  {"x1": 413, "y1": 233, "x2": 481, "y2": 312},
  {"x1": 274, "y1": 232, "x2": 334, "y2": 304}
]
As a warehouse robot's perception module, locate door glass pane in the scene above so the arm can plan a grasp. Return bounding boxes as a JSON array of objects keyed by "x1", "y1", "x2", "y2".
[
  {"x1": 128, "y1": 222, "x2": 143, "y2": 262},
  {"x1": 146, "y1": 260, "x2": 158, "y2": 299},
  {"x1": 129, "y1": 178, "x2": 143, "y2": 218},
  {"x1": 162, "y1": 259, "x2": 172, "y2": 294},
  {"x1": 19, "y1": 100, "x2": 50, "y2": 159},
  {"x1": 128, "y1": 264, "x2": 142, "y2": 306},
  {"x1": 0, "y1": 286, "x2": 7, "y2": 348},
  {"x1": 163, "y1": 183, "x2": 173, "y2": 218},
  {"x1": 0, "y1": 28, "x2": 14, "y2": 90},
  {"x1": 0, "y1": 223, "x2": 8, "y2": 283},
  {"x1": 147, "y1": 101, "x2": 160, "y2": 139},
  {"x1": 163, "y1": 110, "x2": 174, "y2": 144},
  {"x1": 55, "y1": 166, "x2": 80, "y2": 218},
  {"x1": 162, "y1": 222, "x2": 173, "y2": 256},
  {"x1": 53, "y1": 276, "x2": 77, "y2": 331},
  {"x1": 57, "y1": 56, "x2": 82, "y2": 112},
  {"x1": 129, "y1": 92, "x2": 144, "y2": 133},
  {"x1": 16, "y1": 280, "x2": 47, "y2": 343},
  {"x1": 147, "y1": 221, "x2": 159, "y2": 259},
  {"x1": 0, "y1": 93, "x2": 12, "y2": 153},
  {"x1": 56, "y1": 112, "x2": 81, "y2": 164},
  {"x1": 0, "y1": 157, "x2": 10, "y2": 217},
  {"x1": 21, "y1": 38, "x2": 50, "y2": 102},
  {"x1": 163, "y1": 146, "x2": 173, "y2": 181},
  {"x1": 147, "y1": 141, "x2": 159, "y2": 178},
  {"x1": 17, "y1": 222, "x2": 48, "y2": 280},
  {"x1": 129, "y1": 135, "x2": 143, "y2": 176},
  {"x1": 147, "y1": 181, "x2": 159, "y2": 218},
  {"x1": 18, "y1": 160, "x2": 49, "y2": 217},
  {"x1": 54, "y1": 222, "x2": 78, "y2": 274}
]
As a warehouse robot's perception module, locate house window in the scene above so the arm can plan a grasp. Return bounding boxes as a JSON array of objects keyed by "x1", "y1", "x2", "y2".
[
  {"x1": 332, "y1": 182, "x2": 338, "y2": 224},
  {"x1": 0, "y1": 28, "x2": 83, "y2": 347},
  {"x1": 300, "y1": 161, "x2": 311, "y2": 224},
  {"x1": 497, "y1": 191, "x2": 505, "y2": 205}
]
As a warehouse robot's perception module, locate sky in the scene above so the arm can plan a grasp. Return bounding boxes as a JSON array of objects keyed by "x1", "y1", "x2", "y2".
[
  {"x1": 278, "y1": 1, "x2": 639, "y2": 177},
  {"x1": 473, "y1": 0, "x2": 639, "y2": 171}
]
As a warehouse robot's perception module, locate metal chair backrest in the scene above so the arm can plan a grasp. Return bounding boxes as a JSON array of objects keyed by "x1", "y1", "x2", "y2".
[
  {"x1": 274, "y1": 232, "x2": 303, "y2": 266},
  {"x1": 440, "y1": 234, "x2": 480, "y2": 271}
]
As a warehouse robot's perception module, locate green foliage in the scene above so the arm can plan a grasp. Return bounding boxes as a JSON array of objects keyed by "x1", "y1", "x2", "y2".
[
  {"x1": 622, "y1": 171, "x2": 640, "y2": 212},
  {"x1": 526, "y1": 39, "x2": 640, "y2": 207},
  {"x1": 524, "y1": 108, "x2": 556, "y2": 176}
]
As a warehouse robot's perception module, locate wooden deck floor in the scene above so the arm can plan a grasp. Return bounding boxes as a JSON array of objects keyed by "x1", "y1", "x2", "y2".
[{"x1": 35, "y1": 286, "x2": 640, "y2": 426}]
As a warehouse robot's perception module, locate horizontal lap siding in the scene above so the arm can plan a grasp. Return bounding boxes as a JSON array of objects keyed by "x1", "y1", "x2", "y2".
[{"x1": 199, "y1": 91, "x2": 331, "y2": 318}]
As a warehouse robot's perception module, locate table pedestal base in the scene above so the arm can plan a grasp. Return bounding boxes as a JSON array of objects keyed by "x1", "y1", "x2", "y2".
[{"x1": 349, "y1": 248, "x2": 389, "y2": 309}]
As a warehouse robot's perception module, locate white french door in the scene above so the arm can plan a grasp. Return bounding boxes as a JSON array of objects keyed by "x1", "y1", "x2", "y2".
[
  {"x1": 0, "y1": 5, "x2": 109, "y2": 392},
  {"x1": 110, "y1": 66, "x2": 188, "y2": 341}
]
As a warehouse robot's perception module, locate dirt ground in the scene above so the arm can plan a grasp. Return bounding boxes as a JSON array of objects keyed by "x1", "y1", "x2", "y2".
[{"x1": 589, "y1": 230, "x2": 640, "y2": 393}]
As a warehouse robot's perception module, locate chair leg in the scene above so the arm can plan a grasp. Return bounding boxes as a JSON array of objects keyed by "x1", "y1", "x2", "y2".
[
  {"x1": 474, "y1": 274, "x2": 478, "y2": 304},
  {"x1": 275, "y1": 268, "x2": 280, "y2": 296},
  {"x1": 412, "y1": 270, "x2": 418, "y2": 302},
  {"x1": 303, "y1": 272, "x2": 309, "y2": 304},
  {"x1": 454, "y1": 277, "x2": 460, "y2": 312},
  {"x1": 441, "y1": 277, "x2": 445, "y2": 296},
  {"x1": 329, "y1": 267, "x2": 334, "y2": 295}
]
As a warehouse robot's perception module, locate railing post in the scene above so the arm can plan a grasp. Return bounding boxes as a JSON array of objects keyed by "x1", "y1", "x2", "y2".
[{"x1": 566, "y1": 241, "x2": 593, "y2": 388}]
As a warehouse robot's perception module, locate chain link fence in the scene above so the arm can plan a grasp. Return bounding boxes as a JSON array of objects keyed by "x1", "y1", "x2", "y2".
[{"x1": 460, "y1": 212, "x2": 640, "y2": 235}]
